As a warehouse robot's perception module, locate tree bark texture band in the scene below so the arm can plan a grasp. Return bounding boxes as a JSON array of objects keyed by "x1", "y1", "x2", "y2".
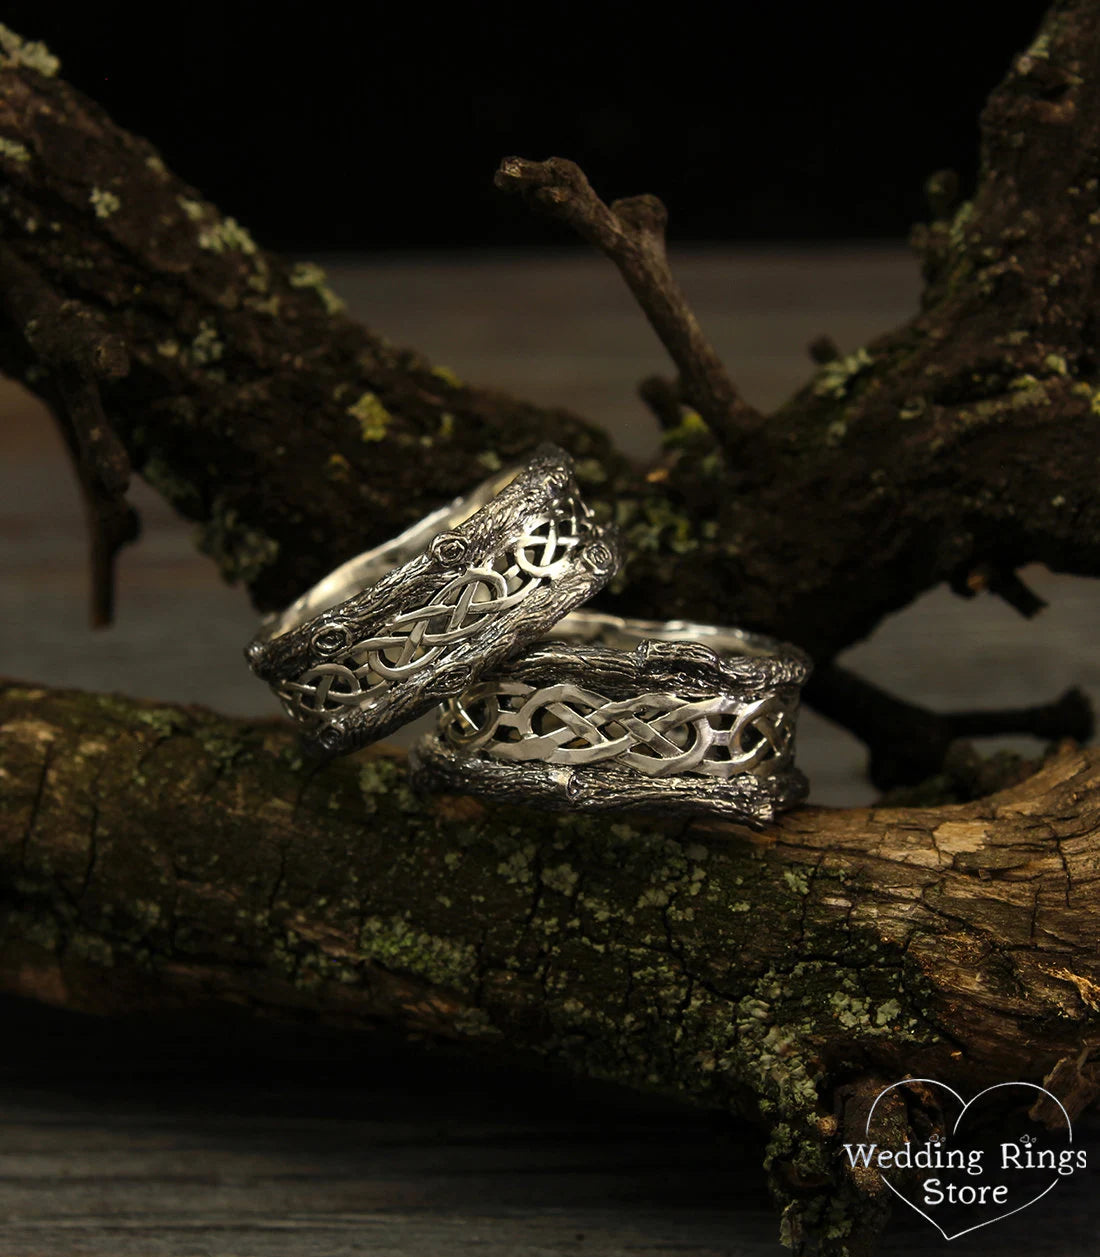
[
  {"x1": 410, "y1": 611, "x2": 811, "y2": 822},
  {"x1": 245, "y1": 444, "x2": 622, "y2": 754}
]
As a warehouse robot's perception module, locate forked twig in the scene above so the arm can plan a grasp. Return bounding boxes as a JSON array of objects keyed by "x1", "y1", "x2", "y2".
[{"x1": 495, "y1": 156, "x2": 764, "y2": 461}]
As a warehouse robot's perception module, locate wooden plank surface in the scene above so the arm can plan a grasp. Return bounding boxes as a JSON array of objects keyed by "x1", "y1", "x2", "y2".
[
  {"x1": 1, "y1": 998, "x2": 1096, "y2": 1256},
  {"x1": 2, "y1": 249, "x2": 1099, "y2": 1254}
]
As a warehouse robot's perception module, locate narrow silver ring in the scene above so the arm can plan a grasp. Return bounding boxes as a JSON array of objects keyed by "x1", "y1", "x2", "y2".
[
  {"x1": 409, "y1": 611, "x2": 811, "y2": 823},
  {"x1": 246, "y1": 445, "x2": 621, "y2": 755}
]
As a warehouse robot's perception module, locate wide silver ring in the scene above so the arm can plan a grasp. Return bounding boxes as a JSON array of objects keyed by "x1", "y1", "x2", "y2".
[
  {"x1": 245, "y1": 445, "x2": 621, "y2": 755},
  {"x1": 409, "y1": 611, "x2": 811, "y2": 823}
]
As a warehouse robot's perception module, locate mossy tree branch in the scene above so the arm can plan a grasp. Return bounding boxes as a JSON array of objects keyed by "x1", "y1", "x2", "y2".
[
  {"x1": 0, "y1": 6, "x2": 1099, "y2": 666},
  {"x1": 3, "y1": 7, "x2": 1100, "y2": 779}
]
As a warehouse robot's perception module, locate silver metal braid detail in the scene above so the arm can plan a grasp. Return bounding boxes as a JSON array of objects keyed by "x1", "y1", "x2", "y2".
[
  {"x1": 410, "y1": 612, "x2": 811, "y2": 823},
  {"x1": 439, "y1": 684, "x2": 794, "y2": 778},
  {"x1": 245, "y1": 445, "x2": 621, "y2": 755}
]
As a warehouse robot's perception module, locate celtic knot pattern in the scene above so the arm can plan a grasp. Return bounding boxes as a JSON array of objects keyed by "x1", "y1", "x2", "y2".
[
  {"x1": 439, "y1": 680, "x2": 795, "y2": 779},
  {"x1": 278, "y1": 509, "x2": 589, "y2": 723}
]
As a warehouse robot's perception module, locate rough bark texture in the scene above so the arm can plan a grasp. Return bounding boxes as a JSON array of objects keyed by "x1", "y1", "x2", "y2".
[
  {"x1": 2, "y1": 5, "x2": 1100, "y2": 1254},
  {"x1": 2, "y1": 682, "x2": 1098, "y2": 1254}
]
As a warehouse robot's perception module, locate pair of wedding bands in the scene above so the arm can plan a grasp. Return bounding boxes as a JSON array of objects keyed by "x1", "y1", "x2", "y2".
[{"x1": 245, "y1": 445, "x2": 810, "y2": 822}]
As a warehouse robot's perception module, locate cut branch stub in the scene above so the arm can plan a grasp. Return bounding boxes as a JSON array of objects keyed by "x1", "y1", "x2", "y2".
[{"x1": 494, "y1": 155, "x2": 764, "y2": 463}]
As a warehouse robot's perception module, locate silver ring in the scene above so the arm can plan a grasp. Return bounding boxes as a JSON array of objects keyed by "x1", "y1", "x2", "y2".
[
  {"x1": 409, "y1": 611, "x2": 811, "y2": 823},
  {"x1": 246, "y1": 445, "x2": 622, "y2": 755}
]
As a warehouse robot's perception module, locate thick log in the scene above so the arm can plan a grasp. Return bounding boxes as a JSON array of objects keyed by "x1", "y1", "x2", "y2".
[{"x1": 2, "y1": 681, "x2": 1098, "y2": 1252}]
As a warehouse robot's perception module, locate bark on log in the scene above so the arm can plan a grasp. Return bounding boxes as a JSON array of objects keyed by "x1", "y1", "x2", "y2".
[
  {"x1": 2, "y1": 5, "x2": 1100, "y2": 1253},
  {"x1": 2, "y1": 682, "x2": 1098, "y2": 1254}
]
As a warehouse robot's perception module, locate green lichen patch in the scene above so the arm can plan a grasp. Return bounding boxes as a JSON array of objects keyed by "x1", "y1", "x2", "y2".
[
  {"x1": 196, "y1": 502, "x2": 279, "y2": 585},
  {"x1": 541, "y1": 862, "x2": 580, "y2": 896},
  {"x1": 0, "y1": 25, "x2": 59, "y2": 75},
  {"x1": 245, "y1": 293, "x2": 281, "y2": 316},
  {"x1": 783, "y1": 868, "x2": 810, "y2": 897},
  {"x1": 813, "y1": 348, "x2": 873, "y2": 400},
  {"x1": 947, "y1": 201, "x2": 975, "y2": 251},
  {"x1": 177, "y1": 197, "x2": 205, "y2": 222},
  {"x1": 191, "y1": 723, "x2": 247, "y2": 768},
  {"x1": 452, "y1": 1005, "x2": 502, "y2": 1038},
  {"x1": 619, "y1": 497, "x2": 700, "y2": 557},
  {"x1": 199, "y1": 216, "x2": 257, "y2": 255},
  {"x1": 90, "y1": 188, "x2": 120, "y2": 219},
  {"x1": 1071, "y1": 379, "x2": 1100, "y2": 415},
  {"x1": 139, "y1": 456, "x2": 204, "y2": 518},
  {"x1": 357, "y1": 757, "x2": 403, "y2": 803},
  {"x1": 661, "y1": 408, "x2": 709, "y2": 447},
  {"x1": 288, "y1": 261, "x2": 346, "y2": 314},
  {"x1": 347, "y1": 392, "x2": 392, "y2": 441},
  {"x1": 358, "y1": 914, "x2": 477, "y2": 989},
  {"x1": 497, "y1": 844, "x2": 537, "y2": 886},
  {"x1": 1019, "y1": 30, "x2": 1051, "y2": 68},
  {"x1": 355, "y1": 756, "x2": 420, "y2": 816},
  {"x1": 430, "y1": 364, "x2": 463, "y2": 388},
  {"x1": 0, "y1": 135, "x2": 30, "y2": 163},
  {"x1": 189, "y1": 321, "x2": 224, "y2": 366},
  {"x1": 824, "y1": 417, "x2": 848, "y2": 446},
  {"x1": 327, "y1": 452, "x2": 351, "y2": 480}
]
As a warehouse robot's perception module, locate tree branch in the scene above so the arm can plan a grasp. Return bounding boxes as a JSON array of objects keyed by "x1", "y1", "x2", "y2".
[
  {"x1": 0, "y1": 51, "x2": 624, "y2": 615},
  {"x1": 807, "y1": 663, "x2": 1093, "y2": 791},
  {"x1": 1, "y1": 681, "x2": 1098, "y2": 1253},
  {"x1": 4, "y1": 6, "x2": 1100, "y2": 680},
  {"x1": 0, "y1": 240, "x2": 137, "y2": 623},
  {"x1": 494, "y1": 155, "x2": 764, "y2": 459}
]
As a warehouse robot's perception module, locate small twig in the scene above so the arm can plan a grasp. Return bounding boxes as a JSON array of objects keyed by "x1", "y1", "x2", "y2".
[
  {"x1": 0, "y1": 243, "x2": 137, "y2": 625},
  {"x1": 494, "y1": 156, "x2": 764, "y2": 461},
  {"x1": 806, "y1": 663, "x2": 1093, "y2": 790},
  {"x1": 51, "y1": 371, "x2": 141, "y2": 626}
]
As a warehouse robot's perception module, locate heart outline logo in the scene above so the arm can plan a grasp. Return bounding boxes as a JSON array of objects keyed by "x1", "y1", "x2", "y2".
[{"x1": 862, "y1": 1077, "x2": 1074, "y2": 1242}]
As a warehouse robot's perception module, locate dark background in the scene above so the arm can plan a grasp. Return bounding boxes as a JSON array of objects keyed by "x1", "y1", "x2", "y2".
[{"x1": 6, "y1": 1, "x2": 1053, "y2": 251}]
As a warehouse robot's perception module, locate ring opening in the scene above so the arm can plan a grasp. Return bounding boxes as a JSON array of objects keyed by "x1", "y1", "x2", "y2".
[{"x1": 257, "y1": 465, "x2": 524, "y2": 643}]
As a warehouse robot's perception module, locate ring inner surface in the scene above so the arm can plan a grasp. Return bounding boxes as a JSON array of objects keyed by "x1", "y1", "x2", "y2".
[{"x1": 260, "y1": 465, "x2": 523, "y2": 642}]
